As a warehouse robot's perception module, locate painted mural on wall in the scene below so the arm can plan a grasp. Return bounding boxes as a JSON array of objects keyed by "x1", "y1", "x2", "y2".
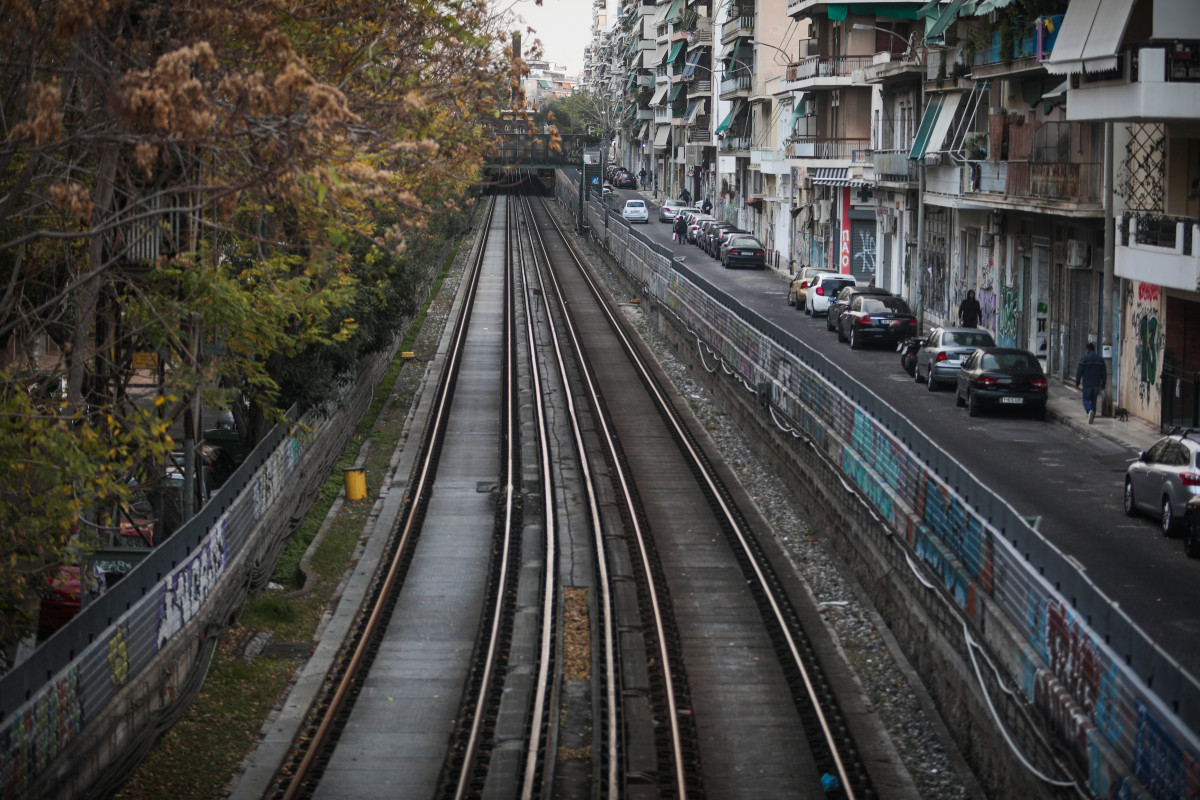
[
  {"x1": 997, "y1": 286, "x2": 1021, "y2": 348},
  {"x1": 1121, "y1": 281, "x2": 1163, "y2": 418}
]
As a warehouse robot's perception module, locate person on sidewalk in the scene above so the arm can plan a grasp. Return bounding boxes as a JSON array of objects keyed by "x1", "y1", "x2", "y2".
[
  {"x1": 638, "y1": 168, "x2": 647, "y2": 189},
  {"x1": 1075, "y1": 341, "x2": 1106, "y2": 424},
  {"x1": 673, "y1": 214, "x2": 687, "y2": 243},
  {"x1": 957, "y1": 290, "x2": 981, "y2": 328}
]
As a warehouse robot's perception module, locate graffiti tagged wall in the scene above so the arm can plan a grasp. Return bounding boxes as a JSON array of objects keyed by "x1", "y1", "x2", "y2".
[{"x1": 1121, "y1": 281, "x2": 1163, "y2": 418}]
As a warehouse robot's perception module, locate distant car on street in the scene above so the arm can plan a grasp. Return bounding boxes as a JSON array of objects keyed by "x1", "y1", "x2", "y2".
[
  {"x1": 914, "y1": 327, "x2": 997, "y2": 390},
  {"x1": 826, "y1": 285, "x2": 892, "y2": 332},
  {"x1": 836, "y1": 294, "x2": 917, "y2": 349},
  {"x1": 1126, "y1": 430, "x2": 1200, "y2": 536},
  {"x1": 805, "y1": 274, "x2": 858, "y2": 316},
  {"x1": 954, "y1": 347, "x2": 1048, "y2": 421},
  {"x1": 622, "y1": 198, "x2": 649, "y2": 223},
  {"x1": 722, "y1": 235, "x2": 767, "y2": 269},
  {"x1": 614, "y1": 172, "x2": 637, "y2": 189},
  {"x1": 659, "y1": 199, "x2": 687, "y2": 222},
  {"x1": 788, "y1": 267, "x2": 830, "y2": 308}
]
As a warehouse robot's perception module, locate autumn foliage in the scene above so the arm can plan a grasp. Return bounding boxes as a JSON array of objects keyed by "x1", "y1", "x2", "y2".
[{"x1": 0, "y1": 0, "x2": 514, "y2": 660}]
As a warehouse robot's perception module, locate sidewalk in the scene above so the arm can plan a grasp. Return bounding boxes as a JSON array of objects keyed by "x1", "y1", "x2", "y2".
[{"x1": 1046, "y1": 382, "x2": 1159, "y2": 455}]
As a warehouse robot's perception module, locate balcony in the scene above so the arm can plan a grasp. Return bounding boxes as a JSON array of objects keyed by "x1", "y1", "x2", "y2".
[
  {"x1": 783, "y1": 54, "x2": 874, "y2": 91},
  {"x1": 720, "y1": 73, "x2": 752, "y2": 98},
  {"x1": 970, "y1": 15, "x2": 1063, "y2": 78},
  {"x1": 654, "y1": 106, "x2": 673, "y2": 123},
  {"x1": 1066, "y1": 42, "x2": 1200, "y2": 122},
  {"x1": 1115, "y1": 212, "x2": 1200, "y2": 293},
  {"x1": 785, "y1": 137, "x2": 870, "y2": 162},
  {"x1": 722, "y1": 134, "x2": 754, "y2": 152},
  {"x1": 688, "y1": 123, "x2": 712, "y2": 143},
  {"x1": 871, "y1": 149, "x2": 918, "y2": 183},
  {"x1": 721, "y1": 15, "x2": 754, "y2": 45}
]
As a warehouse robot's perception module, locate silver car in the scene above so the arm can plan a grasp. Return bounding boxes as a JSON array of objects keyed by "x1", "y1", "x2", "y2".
[
  {"x1": 658, "y1": 199, "x2": 686, "y2": 222},
  {"x1": 914, "y1": 327, "x2": 996, "y2": 390},
  {"x1": 1125, "y1": 431, "x2": 1200, "y2": 535}
]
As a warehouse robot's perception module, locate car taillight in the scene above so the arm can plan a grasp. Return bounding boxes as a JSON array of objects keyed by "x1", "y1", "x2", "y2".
[
  {"x1": 755, "y1": 249, "x2": 764, "y2": 255},
  {"x1": 936, "y1": 352, "x2": 948, "y2": 362},
  {"x1": 856, "y1": 316, "x2": 873, "y2": 326},
  {"x1": 1030, "y1": 377, "x2": 1047, "y2": 389},
  {"x1": 815, "y1": 286, "x2": 826, "y2": 296},
  {"x1": 1182, "y1": 473, "x2": 1200, "y2": 487},
  {"x1": 976, "y1": 375, "x2": 998, "y2": 387}
]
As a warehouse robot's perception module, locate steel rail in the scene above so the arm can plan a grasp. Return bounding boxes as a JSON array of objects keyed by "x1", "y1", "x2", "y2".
[
  {"x1": 524, "y1": 198, "x2": 689, "y2": 798},
  {"x1": 276, "y1": 195, "x2": 498, "y2": 800},
  {"x1": 516, "y1": 192, "x2": 621, "y2": 799},
  {"x1": 536, "y1": 196, "x2": 859, "y2": 798}
]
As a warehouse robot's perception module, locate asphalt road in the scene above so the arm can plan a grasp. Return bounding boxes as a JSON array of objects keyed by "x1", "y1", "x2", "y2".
[{"x1": 603, "y1": 184, "x2": 1200, "y2": 682}]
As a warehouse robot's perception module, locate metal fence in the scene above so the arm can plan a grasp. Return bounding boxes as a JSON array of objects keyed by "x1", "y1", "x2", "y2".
[{"x1": 557, "y1": 171, "x2": 1200, "y2": 798}]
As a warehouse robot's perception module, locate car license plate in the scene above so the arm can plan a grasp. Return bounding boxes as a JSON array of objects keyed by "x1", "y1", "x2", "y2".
[{"x1": 1000, "y1": 397, "x2": 1023, "y2": 405}]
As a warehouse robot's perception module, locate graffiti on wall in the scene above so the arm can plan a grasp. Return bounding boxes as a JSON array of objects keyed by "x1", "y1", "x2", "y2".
[
  {"x1": 156, "y1": 529, "x2": 228, "y2": 649},
  {"x1": 2, "y1": 665, "x2": 82, "y2": 795},
  {"x1": 854, "y1": 227, "x2": 876, "y2": 276},
  {"x1": 1130, "y1": 282, "x2": 1161, "y2": 405},
  {"x1": 978, "y1": 287, "x2": 999, "y2": 332},
  {"x1": 997, "y1": 286, "x2": 1020, "y2": 348}
]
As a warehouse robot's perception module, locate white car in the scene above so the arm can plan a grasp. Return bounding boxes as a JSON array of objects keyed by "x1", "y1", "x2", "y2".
[
  {"x1": 806, "y1": 273, "x2": 858, "y2": 316},
  {"x1": 686, "y1": 214, "x2": 715, "y2": 242},
  {"x1": 622, "y1": 199, "x2": 649, "y2": 224}
]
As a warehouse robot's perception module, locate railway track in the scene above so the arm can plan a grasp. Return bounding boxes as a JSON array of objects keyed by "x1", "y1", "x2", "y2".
[{"x1": 264, "y1": 181, "x2": 881, "y2": 799}]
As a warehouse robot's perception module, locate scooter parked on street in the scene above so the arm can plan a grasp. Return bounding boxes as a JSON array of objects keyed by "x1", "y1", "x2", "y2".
[{"x1": 898, "y1": 336, "x2": 923, "y2": 377}]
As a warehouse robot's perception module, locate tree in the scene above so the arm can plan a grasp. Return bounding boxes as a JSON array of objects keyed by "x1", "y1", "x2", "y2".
[{"x1": 0, "y1": 0, "x2": 512, "y2": 659}]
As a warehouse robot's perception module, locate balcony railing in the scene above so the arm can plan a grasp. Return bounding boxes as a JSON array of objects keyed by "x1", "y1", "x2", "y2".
[
  {"x1": 721, "y1": 15, "x2": 754, "y2": 43},
  {"x1": 1122, "y1": 211, "x2": 1196, "y2": 255},
  {"x1": 970, "y1": 15, "x2": 1063, "y2": 67},
  {"x1": 688, "y1": 124, "x2": 712, "y2": 143},
  {"x1": 871, "y1": 149, "x2": 918, "y2": 182},
  {"x1": 1005, "y1": 160, "x2": 1101, "y2": 203},
  {"x1": 785, "y1": 136, "x2": 870, "y2": 161},
  {"x1": 786, "y1": 54, "x2": 874, "y2": 81},
  {"x1": 654, "y1": 107, "x2": 672, "y2": 122},
  {"x1": 720, "y1": 73, "x2": 752, "y2": 95},
  {"x1": 722, "y1": 134, "x2": 754, "y2": 151}
]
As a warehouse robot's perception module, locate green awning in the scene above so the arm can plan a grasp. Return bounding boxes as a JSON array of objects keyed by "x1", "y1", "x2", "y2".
[
  {"x1": 668, "y1": 40, "x2": 685, "y2": 63},
  {"x1": 791, "y1": 93, "x2": 808, "y2": 120},
  {"x1": 909, "y1": 93, "x2": 945, "y2": 159},
  {"x1": 725, "y1": 38, "x2": 742, "y2": 77},
  {"x1": 665, "y1": 0, "x2": 683, "y2": 22},
  {"x1": 715, "y1": 100, "x2": 744, "y2": 134},
  {"x1": 669, "y1": 82, "x2": 682, "y2": 102},
  {"x1": 538, "y1": 80, "x2": 552, "y2": 89},
  {"x1": 925, "y1": 0, "x2": 974, "y2": 41},
  {"x1": 827, "y1": 3, "x2": 922, "y2": 20}
]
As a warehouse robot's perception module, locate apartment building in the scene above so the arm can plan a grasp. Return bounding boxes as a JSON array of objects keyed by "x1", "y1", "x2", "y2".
[{"x1": 587, "y1": 0, "x2": 1200, "y2": 430}]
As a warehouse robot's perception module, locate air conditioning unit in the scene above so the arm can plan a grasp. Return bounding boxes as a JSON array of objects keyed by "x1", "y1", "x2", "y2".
[
  {"x1": 1066, "y1": 239, "x2": 1089, "y2": 267},
  {"x1": 802, "y1": 176, "x2": 813, "y2": 190},
  {"x1": 979, "y1": 231, "x2": 994, "y2": 247},
  {"x1": 879, "y1": 214, "x2": 896, "y2": 235}
]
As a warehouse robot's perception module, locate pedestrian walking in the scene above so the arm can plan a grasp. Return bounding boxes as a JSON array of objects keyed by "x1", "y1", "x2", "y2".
[
  {"x1": 701, "y1": 196, "x2": 713, "y2": 214},
  {"x1": 1075, "y1": 341, "x2": 1106, "y2": 424},
  {"x1": 680, "y1": 187, "x2": 691, "y2": 205},
  {"x1": 672, "y1": 214, "x2": 686, "y2": 243},
  {"x1": 638, "y1": 168, "x2": 647, "y2": 189},
  {"x1": 957, "y1": 290, "x2": 981, "y2": 328}
]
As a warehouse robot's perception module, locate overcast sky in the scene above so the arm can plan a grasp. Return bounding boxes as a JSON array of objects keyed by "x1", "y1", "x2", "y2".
[{"x1": 510, "y1": 0, "x2": 594, "y2": 75}]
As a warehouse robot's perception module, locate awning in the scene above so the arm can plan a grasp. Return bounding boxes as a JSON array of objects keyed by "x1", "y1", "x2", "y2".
[
  {"x1": 724, "y1": 38, "x2": 742, "y2": 75},
  {"x1": 746, "y1": 198, "x2": 764, "y2": 210},
  {"x1": 682, "y1": 50, "x2": 704, "y2": 80},
  {"x1": 653, "y1": 125, "x2": 672, "y2": 148},
  {"x1": 665, "y1": 0, "x2": 683, "y2": 22},
  {"x1": 790, "y1": 92, "x2": 808, "y2": 121},
  {"x1": 924, "y1": 0, "x2": 974, "y2": 42},
  {"x1": 1044, "y1": 0, "x2": 1135, "y2": 75},
  {"x1": 641, "y1": 49, "x2": 658, "y2": 69},
  {"x1": 637, "y1": 123, "x2": 650, "y2": 139},
  {"x1": 655, "y1": 42, "x2": 669, "y2": 65},
  {"x1": 654, "y1": 0, "x2": 682, "y2": 26},
  {"x1": 538, "y1": 80, "x2": 552, "y2": 89},
  {"x1": 826, "y1": 3, "x2": 923, "y2": 21},
  {"x1": 650, "y1": 83, "x2": 670, "y2": 105},
  {"x1": 668, "y1": 40, "x2": 685, "y2": 63},
  {"x1": 790, "y1": 202, "x2": 812, "y2": 217},
  {"x1": 684, "y1": 97, "x2": 707, "y2": 124},
  {"x1": 669, "y1": 82, "x2": 683, "y2": 102},
  {"x1": 715, "y1": 99, "x2": 745, "y2": 134},
  {"x1": 908, "y1": 91, "x2": 962, "y2": 159},
  {"x1": 810, "y1": 167, "x2": 866, "y2": 187}
]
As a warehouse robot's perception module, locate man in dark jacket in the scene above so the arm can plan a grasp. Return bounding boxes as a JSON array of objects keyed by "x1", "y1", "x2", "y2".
[
  {"x1": 1075, "y1": 341, "x2": 1106, "y2": 424},
  {"x1": 673, "y1": 214, "x2": 687, "y2": 242},
  {"x1": 957, "y1": 289, "x2": 981, "y2": 328}
]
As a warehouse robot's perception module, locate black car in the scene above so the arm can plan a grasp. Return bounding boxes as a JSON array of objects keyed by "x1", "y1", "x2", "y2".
[
  {"x1": 722, "y1": 235, "x2": 767, "y2": 269},
  {"x1": 837, "y1": 294, "x2": 918, "y2": 348},
  {"x1": 826, "y1": 285, "x2": 892, "y2": 332},
  {"x1": 712, "y1": 227, "x2": 749, "y2": 258},
  {"x1": 954, "y1": 347, "x2": 1049, "y2": 420},
  {"x1": 613, "y1": 172, "x2": 637, "y2": 188}
]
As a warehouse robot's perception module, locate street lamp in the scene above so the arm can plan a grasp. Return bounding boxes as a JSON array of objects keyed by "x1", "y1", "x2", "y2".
[
  {"x1": 851, "y1": 23, "x2": 918, "y2": 61},
  {"x1": 747, "y1": 39, "x2": 795, "y2": 64}
]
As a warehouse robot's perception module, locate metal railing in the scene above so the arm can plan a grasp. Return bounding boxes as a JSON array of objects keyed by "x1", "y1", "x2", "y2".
[
  {"x1": 1123, "y1": 210, "x2": 1197, "y2": 255},
  {"x1": 786, "y1": 54, "x2": 874, "y2": 81},
  {"x1": 720, "y1": 73, "x2": 752, "y2": 95},
  {"x1": 786, "y1": 136, "x2": 870, "y2": 160}
]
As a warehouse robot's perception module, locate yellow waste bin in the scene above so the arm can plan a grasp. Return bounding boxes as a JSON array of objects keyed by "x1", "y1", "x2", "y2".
[{"x1": 343, "y1": 467, "x2": 366, "y2": 500}]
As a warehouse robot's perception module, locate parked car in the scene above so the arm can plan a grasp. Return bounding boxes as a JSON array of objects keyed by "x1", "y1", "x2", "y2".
[
  {"x1": 722, "y1": 235, "x2": 767, "y2": 269},
  {"x1": 914, "y1": 327, "x2": 997, "y2": 390},
  {"x1": 1125, "y1": 430, "x2": 1200, "y2": 535},
  {"x1": 788, "y1": 267, "x2": 829, "y2": 308},
  {"x1": 954, "y1": 348, "x2": 1049, "y2": 421},
  {"x1": 805, "y1": 274, "x2": 858, "y2": 316},
  {"x1": 622, "y1": 198, "x2": 649, "y2": 223},
  {"x1": 837, "y1": 294, "x2": 918, "y2": 348},
  {"x1": 686, "y1": 214, "x2": 715, "y2": 243},
  {"x1": 614, "y1": 172, "x2": 637, "y2": 189},
  {"x1": 695, "y1": 219, "x2": 726, "y2": 251},
  {"x1": 826, "y1": 285, "x2": 892, "y2": 331},
  {"x1": 659, "y1": 198, "x2": 687, "y2": 222},
  {"x1": 712, "y1": 227, "x2": 749, "y2": 259}
]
